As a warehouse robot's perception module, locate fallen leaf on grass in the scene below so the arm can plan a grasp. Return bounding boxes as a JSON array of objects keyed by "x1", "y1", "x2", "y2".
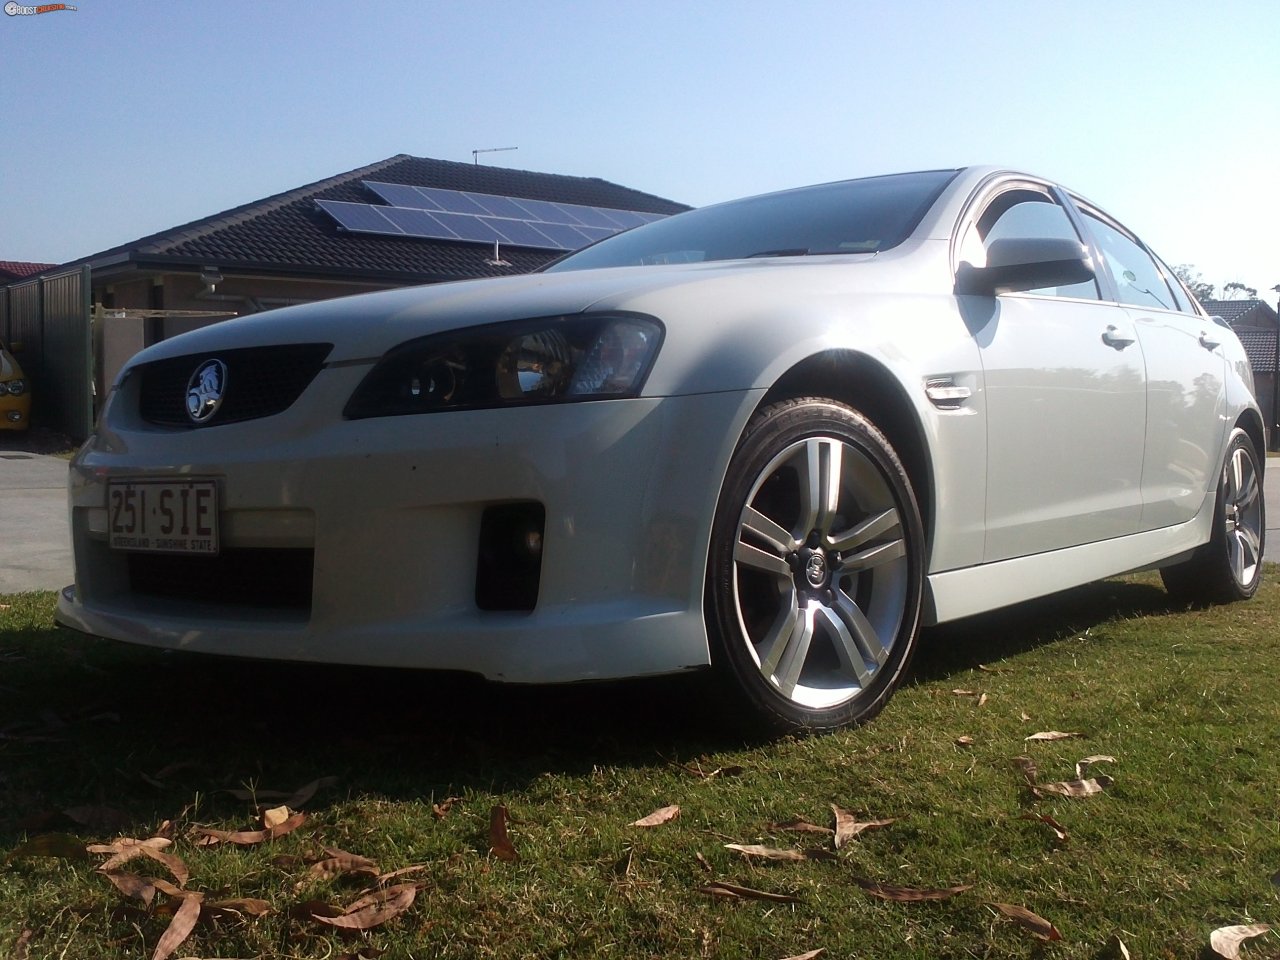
[
  {"x1": 489, "y1": 805, "x2": 520, "y2": 862},
  {"x1": 309, "y1": 848, "x2": 380, "y2": 881},
  {"x1": 831, "y1": 806, "x2": 895, "y2": 848},
  {"x1": 779, "y1": 950, "x2": 825, "y2": 960},
  {"x1": 1019, "y1": 813, "x2": 1069, "y2": 844},
  {"x1": 698, "y1": 881, "x2": 801, "y2": 903},
  {"x1": 102, "y1": 871, "x2": 157, "y2": 905},
  {"x1": 1025, "y1": 731, "x2": 1083, "y2": 742},
  {"x1": 951, "y1": 689, "x2": 975, "y2": 696},
  {"x1": 311, "y1": 882, "x2": 418, "y2": 931},
  {"x1": 854, "y1": 878, "x2": 972, "y2": 902},
  {"x1": 4, "y1": 833, "x2": 91, "y2": 863},
  {"x1": 724, "y1": 844, "x2": 835, "y2": 862},
  {"x1": 203, "y1": 897, "x2": 272, "y2": 919},
  {"x1": 1020, "y1": 711, "x2": 1032, "y2": 722},
  {"x1": 152, "y1": 891, "x2": 203, "y2": 960},
  {"x1": 1033, "y1": 776, "x2": 1113, "y2": 799},
  {"x1": 631, "y1": 804, "x2": 680, "y2": 828},
  {"x1": 673, "y1": 762, "x2": 744, "y2": 780},
  {"x1": 11, "y1": 929, "x2": 31, "y2": 960},
  {"x1": 193, "y1": 811, "x2": 306, "y2": 847},
  {"x1": 1011, "y1": 756, "x2": 1038, "y2": 785},
  {"x1": 990, "y1": 902, "x2": 1062, "y2": 941},
  {"x1": 767, "y1": 817, "x2": 833, "y2": 837},
  {"x1": 1209, "y1": 924, "x2": 1272, "y2": 959},
  {"x1": 432, "y1": 796, "x2": 463, "y2": 819},
  {"x1": 1102, "y1": 933, "x2": 1131, "y2": 959},
  {"x1": 955, "y1": 736, "x2": 975, "y2": 747},
  {"x1": 1075, "y1": 755, "x2": 1116, "y2": 779}
]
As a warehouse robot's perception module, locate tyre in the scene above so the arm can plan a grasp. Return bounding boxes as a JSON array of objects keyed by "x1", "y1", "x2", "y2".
[
  {"x1": 1161, "y1": 428, "x2": 1265, "y2": 604},
  {"x1": 706, "y1": 397, "x2": 925, "y2": 733}
]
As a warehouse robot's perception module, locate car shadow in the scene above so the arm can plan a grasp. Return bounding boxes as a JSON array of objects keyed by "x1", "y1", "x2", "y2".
[{"x1": 0, "y1": 577, "x2": 1182, "y2": 842}]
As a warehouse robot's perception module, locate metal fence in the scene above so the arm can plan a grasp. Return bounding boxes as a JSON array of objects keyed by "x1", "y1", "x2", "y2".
[{"x1": 0, "y1": 266, "x2": 93, "y2": 439}]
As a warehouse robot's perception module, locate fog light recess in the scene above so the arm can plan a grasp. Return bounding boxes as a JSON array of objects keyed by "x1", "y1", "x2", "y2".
[{"x1": 475, "y1": 502, "x2": 545, "y2": 612}]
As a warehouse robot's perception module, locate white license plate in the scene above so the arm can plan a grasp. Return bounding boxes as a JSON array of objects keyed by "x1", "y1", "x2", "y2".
[{"x1": 108, "y1": 479, "x2": 220, "y2": 554}]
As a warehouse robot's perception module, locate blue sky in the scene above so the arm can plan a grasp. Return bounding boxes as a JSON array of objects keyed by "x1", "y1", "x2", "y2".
[{"x1": 2, "y1": 0, "x2": 1276, "y2": 298}]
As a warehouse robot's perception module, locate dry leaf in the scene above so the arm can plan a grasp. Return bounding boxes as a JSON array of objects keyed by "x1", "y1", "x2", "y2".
[
  {"x1": 1209, "y1": 924, "x2": 1272, "y2": 959},
  {"x1": 375, "y1": 864, "x2": 429, "y2": 886},
  {"x1": 151, "y1": 891, "x2": 203, "y2": 960},
  {"x1": 1025, "y1": 731, "x2": 1082, "y2": 742},
  {"x1": 854, "y1": 878, "x2": 972, "y2": 901},
  {"x1": 4, "y1": 833, "x2": 91, "y2": 863},
  {"x1": 262, "y1": 805, "x2": 293, "y2": 830},
  {"x1": 977, "y1": 693, "x2": 989, "y2": 707},
  {"x1": 312, "y1": 883, "x2": 418, "y2": 931},
  {"x1": 768, "y1": 817, "x2": 833, "y2": 837},
  {"x1": 1033, "y1": 775, "x2": 1113, "y2": 799},
  {"x1": 674, "y1": 762, "x2": 744, "y2": 779},
  {"x1": 11, "y1": 929, "x2": 31, "y2": 960},
  {"x1": 991, "y1": 902, "x2": 1062, "y2": 941},
  {"x1": 955, "y1": 736, "x2": 975, "y2": 747},
  {"x1": 310, "y1": 849, "x2": 380, "y2": 880},
  {"x1": 203, "y1": 897, "x2": 271, "y2": 919},
  {"x1": 977, "y1": 664, "x2": 1003, "y2": 673},
  {"x1": 724, "y1": 844, "x2": 835, "y2": 862},
  {"x1": 1019, "y1": 813, "x2": 1069, "y2": 844},
  {"x1": 779, "y1": 951, "x2": 825, "y2": 960},
  {"x1": 1020, "y1": 711, "x2": 1032, "y2": 722},
  {"x1": 194, "y1": 811, "x2": 305, "y2": 847},
  {"x1": 631, "y1": 804, "x2": 680, "y2": 828},
  {"x1": 698, "y1": 881, "x2": 801, "y2": 903},
  {"x1": 1076, "y1": 755, "x2": 1116, "y2": 779},
  {"x1": 695, "y1": 851, "x2": 713, "y2": 873},
  {"x1": 1011, "y1": 756, "x2": 1038, "y2": 785},
  {"x1": 432, "y1": 796, "x2": 463, "y2": 819},
  {"x1": 1104, "y1": 934, "x2": 1132, "y2": 959},
  {"x1": 951, "y1": 689, "x2": 975, "y2": 696},
  {"x1": 489, "y1": 805, "x2": 520, "y2": 862},
  {"x1": 831, "y1": 805, "x2": 895, "y2": 848},
  {"x1": 102, "y1": 871, "x2": 157, "y2": 905}
]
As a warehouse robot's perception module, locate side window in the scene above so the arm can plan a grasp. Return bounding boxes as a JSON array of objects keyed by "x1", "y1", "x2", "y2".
[
  {"x1": 959, "y1": 190, "x2": 1100, "y2": 300},
  {"x1": 1083, "y1": 213, "x2": 1177, "y2": 311}
]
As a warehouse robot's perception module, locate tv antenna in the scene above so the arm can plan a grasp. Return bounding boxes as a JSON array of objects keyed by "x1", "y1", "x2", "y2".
[{"x1": 472, "y1": 146, "x2": 518, "y2": 165}]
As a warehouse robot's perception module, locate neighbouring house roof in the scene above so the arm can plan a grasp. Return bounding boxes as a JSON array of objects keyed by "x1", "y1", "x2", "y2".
[
  {"x1": 72, "y1": 155, "x2": 690, "y2": 285},
  {"x1": 0, "y1": 261, "x2": 57, "y2": 282},
  {"x1": 1202, "y1": 298, "x2": 1278, "y2": 329},
  {"x1": 1235, "y1": 329, "x2": 1278, "y2": 374}
]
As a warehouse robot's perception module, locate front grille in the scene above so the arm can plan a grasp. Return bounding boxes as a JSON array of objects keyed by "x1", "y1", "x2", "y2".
[
  {"x1": 127, "y1": 548, "x2": 314, "y2": 610},
  {"x1": 138, "y1": 343, "x2": 332, "y2": 427}
]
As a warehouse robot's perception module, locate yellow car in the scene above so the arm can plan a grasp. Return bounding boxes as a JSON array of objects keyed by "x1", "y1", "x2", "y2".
[{"x1": 0, "y1": 338, "x2": 30, "y2": 430}]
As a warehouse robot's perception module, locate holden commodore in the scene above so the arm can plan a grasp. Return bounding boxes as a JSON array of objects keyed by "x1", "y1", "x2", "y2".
[{"x1": 56, "y1": 166, "x2": 1265, "y2": 732}]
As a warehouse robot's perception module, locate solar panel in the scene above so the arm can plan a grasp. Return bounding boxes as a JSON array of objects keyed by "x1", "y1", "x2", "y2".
[{"x1": 319, "y1": 183, "x2": 673, "y2": 252}]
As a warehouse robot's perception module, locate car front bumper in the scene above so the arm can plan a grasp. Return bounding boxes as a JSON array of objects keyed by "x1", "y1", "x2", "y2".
[{"x1": 56, "y1": 372, "x2": 761, "y2": 683}]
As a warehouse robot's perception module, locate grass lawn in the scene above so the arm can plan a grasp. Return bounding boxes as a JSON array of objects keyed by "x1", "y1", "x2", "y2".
[{"x1": 2, "y1": 574, "x2": 1278, "y2": 959}]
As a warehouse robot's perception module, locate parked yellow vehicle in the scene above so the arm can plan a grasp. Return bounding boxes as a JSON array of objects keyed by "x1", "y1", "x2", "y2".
[{"x1": 0, "y1": 338, "x2": 30, "y2": 430}]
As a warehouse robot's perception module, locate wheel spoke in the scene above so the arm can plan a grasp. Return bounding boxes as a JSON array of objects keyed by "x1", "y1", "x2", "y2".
[
  {"x1": 828, "y1": 507, "x2": 900, "y2": 554},
  {"x1": 797, "y1": 438, "x2": 842, "y2": 537},
  {"x1": 741, "y1": 505, "x2": 795, "y2": 555},
  {"x1": 774, "y1": 607, "x2": 817, "y2": 697},
  {"x1": 734, "y1": 539, "x2": 792, "y2": 581},
  {"x1": 812, "y1": 604, "x2": 871, "y2": 687},
  {"x1": 1235, "y1": 467, "x2": 1260, "y2": 513},
  {"x1": 758, "y1": 590, "x2": 802, "y2": 679},
  {"x1": 835, "y1": 537, "x2": 906, "y2": 574},
  {"x1": 832, "y1": 591, "x2": 889, "y2": 666}
]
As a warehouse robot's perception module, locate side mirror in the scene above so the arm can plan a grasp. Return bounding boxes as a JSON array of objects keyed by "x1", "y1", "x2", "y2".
[{"x1": 956, "y1": 237, "x2": 1094, "y2": 297}]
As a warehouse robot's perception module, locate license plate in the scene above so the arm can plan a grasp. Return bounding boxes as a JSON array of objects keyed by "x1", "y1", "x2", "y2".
[{"x1": 108, "y1": 479, "x2": 220, "y2": 554}]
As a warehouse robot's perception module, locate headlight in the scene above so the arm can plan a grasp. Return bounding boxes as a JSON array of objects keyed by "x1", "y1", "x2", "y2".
[
  {"x1": 345, "y1": 314, "x2": 663, "y2": 419},
  {"x1": 5, "y1": 379, "x2": 25, "y2": 396}
]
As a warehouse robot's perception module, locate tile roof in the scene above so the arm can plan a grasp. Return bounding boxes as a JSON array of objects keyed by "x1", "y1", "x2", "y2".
[
  {"x1": 0, "y1": 260, "x2": 57, "y2": 281},
  {"x1": 78, "y1": 155, "x2": 690, "y2": 283},
  {"x1": 1202, "y1": 299, "x2": 1277, "y2": 328},
  {"x1": 1235, "y1": 329, "x2": 1277, "y2": 373}
]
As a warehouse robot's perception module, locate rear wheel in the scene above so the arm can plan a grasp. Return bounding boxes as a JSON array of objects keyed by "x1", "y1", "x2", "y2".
[
  {"x1": 706, "y1": 398, "x2": 925, "y2": 733},
  {"x1": 1161, "y1": 428, "x2": 1265, "y2": 604}
]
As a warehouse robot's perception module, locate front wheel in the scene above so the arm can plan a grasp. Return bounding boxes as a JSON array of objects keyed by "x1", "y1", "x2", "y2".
[
  {"x1": 1161, "y1": 428, "x2": 1265, "y2": 604},
  {"x1": 705, "y1": 398, "x2": 925, "y2": 734}
]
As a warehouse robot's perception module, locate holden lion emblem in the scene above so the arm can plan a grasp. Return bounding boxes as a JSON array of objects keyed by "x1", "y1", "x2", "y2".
[{"x1": 186, "y1": 359, "x2": 228, "y2": 423}]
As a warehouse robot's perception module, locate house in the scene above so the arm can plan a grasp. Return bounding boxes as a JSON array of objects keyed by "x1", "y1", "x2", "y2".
[
  {"x1": 1202, "y1": 298, "x2": 1280, "y2": 450},
  {"x1": 0, "y1": 261, "x2": 57, "y2": 285},
  {"x1": 0, "y1": 155, "x2": 689, "y2": 438}
]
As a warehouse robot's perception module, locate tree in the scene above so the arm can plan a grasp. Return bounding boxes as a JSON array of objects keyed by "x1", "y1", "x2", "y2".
[
  {"x1": 1172, "y1": 264, "x2": 1215, "y2": 303},
  {"x1": 1221, "y1": 281, "x2": 1258, "y2": 300}
]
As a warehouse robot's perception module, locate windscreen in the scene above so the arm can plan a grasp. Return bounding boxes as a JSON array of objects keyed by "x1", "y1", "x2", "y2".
[{"x1": 547, "y1": 169, "x2": 959, "y2": 272}]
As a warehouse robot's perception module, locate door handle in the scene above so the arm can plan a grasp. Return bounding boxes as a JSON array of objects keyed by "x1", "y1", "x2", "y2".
[
  {"x1": 1199, "y1": 332, "x2": 1221, "y2": 351},
  {"x1": 1101, "y1": 325, "x2": 1135, "y2": 349}
]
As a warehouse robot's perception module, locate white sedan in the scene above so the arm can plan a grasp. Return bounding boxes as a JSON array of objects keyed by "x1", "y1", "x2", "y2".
[{"x1": 57, "y1": 166, "x2": 1265, "y2": 732}]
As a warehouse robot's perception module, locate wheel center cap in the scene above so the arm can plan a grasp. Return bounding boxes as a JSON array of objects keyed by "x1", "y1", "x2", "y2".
[{"x1": 802, "y1": 550, "x2": 828, "y2": 588}]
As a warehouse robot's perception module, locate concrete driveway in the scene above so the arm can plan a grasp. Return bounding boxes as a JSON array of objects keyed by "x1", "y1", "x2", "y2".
[{"x1": 2, "y1": 452, "x2": 1280, "y2": 596}]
